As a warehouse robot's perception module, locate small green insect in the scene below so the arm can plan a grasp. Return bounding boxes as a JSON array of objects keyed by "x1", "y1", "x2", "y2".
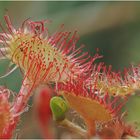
[{"x1": 50, "y1": 96, "x2": 68, "y2": 121}]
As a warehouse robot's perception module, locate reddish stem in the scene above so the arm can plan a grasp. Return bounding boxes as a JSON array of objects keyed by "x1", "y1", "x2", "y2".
[{"x1": 1, "y1": 78, "x2": 34, "y2": 138}]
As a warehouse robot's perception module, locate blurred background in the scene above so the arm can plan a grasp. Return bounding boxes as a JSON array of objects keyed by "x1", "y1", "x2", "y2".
[{"x1": 0, "y1": 1, "x2": 140, "y2": 138}]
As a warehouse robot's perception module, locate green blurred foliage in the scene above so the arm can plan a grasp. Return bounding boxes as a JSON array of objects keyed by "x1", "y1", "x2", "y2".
[{"x1": 0, "y1": 1, "x2": 140, "y2": 138}]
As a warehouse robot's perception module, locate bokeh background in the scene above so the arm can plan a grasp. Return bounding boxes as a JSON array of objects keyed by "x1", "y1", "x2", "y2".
[{"x1": 0, "y1": 1, "x2": 140, "y2": 138}]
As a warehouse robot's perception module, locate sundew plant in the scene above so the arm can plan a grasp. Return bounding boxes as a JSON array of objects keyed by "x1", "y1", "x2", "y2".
[{"x1": 0, "y1": 3, "x2": 140, "y2": 138}]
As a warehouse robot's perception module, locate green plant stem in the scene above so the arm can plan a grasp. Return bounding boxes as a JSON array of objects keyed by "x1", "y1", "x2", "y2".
[{"x1": 57, "y1": 119, "x2": 87, "y2": 138}]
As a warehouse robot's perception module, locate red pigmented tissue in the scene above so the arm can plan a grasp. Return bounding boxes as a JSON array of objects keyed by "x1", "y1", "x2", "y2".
[{"x1": 34, "y1": 87, "x2": 53, "y2": 138}]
